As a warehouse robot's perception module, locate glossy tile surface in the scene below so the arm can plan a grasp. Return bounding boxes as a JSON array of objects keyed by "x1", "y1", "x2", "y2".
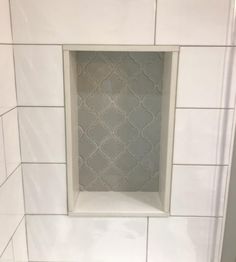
[
  {"x1": 155, "y1": 0, "x2": 230, "y2": 45},
  {"x1": 177, "y1": 47, "x2": 235, "y2": 108},
  {"x1": 0, "y1": 0, "x2": 12, "y2": 43},
  {"x1": 12, "y1": 218, "x2": 28, "y2": 262},
  {"x1": 27, "y1": 215, "x2": 147, "y2": 262},
  {"x1": 0, "y1": 241, "x2": 13, "y2": 261},
  {"x1": 14, "y1": 45, "x2": 64, "y2": 106},
  {"x1": 11, "y1": 0, "x2": 155, "y2": 44},
  {"x1": 0, "y1": 46, "x2": 17, "y2": 115},
  {"x1": 2, "y1": 109, "x2": 21, "y2": 176},
  {"x1": 171, "y1": 165, "x2": 228, "y2": 216},
  {"x1": 23, "y1": 164, "x2": 67, "y2": 214},
  {"x1": 19, "y1": 107, "x2": 65, "y2": 162},
  {"x1": 0, "y1": 119, "x2": 6, "y2": 185},
  {"x1": 173, "y1": 109, "x2": 234, "y2": 164},
  {"x1": 0, "y1": 167, "x2": 24, "y2": 254},
  {"x1": 148, "y1": 217, "x2": 223, "y2": 262}
]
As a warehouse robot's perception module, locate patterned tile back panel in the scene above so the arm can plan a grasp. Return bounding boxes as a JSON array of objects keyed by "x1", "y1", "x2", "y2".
[{"x1": 77, "y1": 52, "x2": 163, "y2": 191}]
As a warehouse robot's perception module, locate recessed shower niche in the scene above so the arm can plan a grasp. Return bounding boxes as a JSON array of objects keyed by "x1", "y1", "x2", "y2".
[{"x1": 64, "y1": 45, "x2": 178, "y2": 216}]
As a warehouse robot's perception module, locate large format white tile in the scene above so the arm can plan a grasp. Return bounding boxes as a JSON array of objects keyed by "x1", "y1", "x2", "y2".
[
  {"x1": 2, "y1": 109, "x2": 21, "y2": 176},
  {"x1": 27, "y1": 215, "x2": 146, "y2": 262},
  {"x1": 12, "y1": 218, "x2": 28, "y2": 262},
  {"x1": 23, "y1": 164, "x2": 67, "y2": 214},
  {"x1": 171, "y1": 165, "x2": 228, "y2": 216},
  {"x1": 148, "y1": 217, "x2": 223, "y2": 262},
  {"x1": 0, "y1": 241, "x2": 13, "y2": 261},
  {"x1": 0, "y1": 167, "x2": 24, "y2": 255},
  {"x1": 19, "y1": 107, "x2": 65, "y2": 162},
  {"x1": 173, "y1": 109, "x2": 234, "y2": 165},
  {"x1": 11, "y1": 0, "x2": 155, "y2": 44},
  {"x1": 155, "y1": 0, "x2": 230, "y2": 45},
  {"x1": 177, "y1": 47, "x2": 236, "y2": 108},
  {"x1": 0, "y1": 46, "x2": 17, "y2": 115},
  {"x1": 0, "y1": 119, "x2": 6, "y2": 185},
  {"x1": 0, "y1": 0, "x2": 12, "y2": 43},
  {"x1": 14, "y1": 45, "x2": 64, "y2": 106}
]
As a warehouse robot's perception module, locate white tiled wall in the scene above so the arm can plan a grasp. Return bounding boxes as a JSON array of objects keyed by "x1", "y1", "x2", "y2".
[
  {"x1": 173, "y1": 109, "x2": 234, "y2": 165},
  {"x1": 171, "y1": 165, "x2": 228, "y2": 216},
  {"x1": 0, "y1": 1, "x2": 28, "y2": 258},
  {"x1": 14, "y1": 45, "x2": 64, "y2": 106},
  {"x1": 148, "y1": 217, "x2": 223, "y2": 262},
  {"x1": 177, "y1": 47, "x2": 235, "y2": 108},
  {"x1": 0, "y1": 46, "x2": 17, "y2": 115},
  {"x1": 0, "y1": 119, "x2": 6, "y2": 186},
  {"x1": 10, "y1": 0, "x2": 155, "y2": 45},
  {"x1": 0, "y1": 240, "x2": 14, "y2": 262},
  {"x1": 0, "y1": 218, "x2": 28, "y2": 262},
  {"x1": 23, "y1": 164, "x2": 67, "y2": 214},
  {"x1": 1, "y1": 0, "x2": 235, "y2": 261},
  {"x1": 155, "y1": 0, "x2": 231, "y2": 45},
  {"x1": 0, "y1": 167, "x2": 25, "y2": 255},
  {"x1": 0, "y1": 0, "x2": 12, "y2": 43},
  {"x1": 27, "y1": 216, "x2": 147, "y2": 262},
  {"x1": 12, "y1": 218, "x2": 28, "y2": 262},
  {"x1": 18, "y1": 107, "x2": 65, "y2": 163},
  {"x1": 2, "y1": 109, "x2": 21, "y2": 175}
]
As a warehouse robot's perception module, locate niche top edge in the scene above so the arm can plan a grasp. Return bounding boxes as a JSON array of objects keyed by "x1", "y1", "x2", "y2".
[{"x1": 63, "y1": 44, "x2": 179, "y2": 52}]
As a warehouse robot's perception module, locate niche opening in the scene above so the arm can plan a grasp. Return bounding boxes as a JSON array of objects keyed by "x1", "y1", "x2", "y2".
[{"x1": 64, "y1": 45, "x2": 178, "y2": 216}]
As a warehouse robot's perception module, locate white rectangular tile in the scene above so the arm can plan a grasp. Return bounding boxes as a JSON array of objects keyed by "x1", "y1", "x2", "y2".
[
  {"x1": 23, "y1": 164, "x2": 67, "y2": 214},
  {"x1": 11, "y1": 0, "x2": 155, "y2": 45},
  {"x1": 171, "y1": 165, "x2": 228, "y2": 216},
  {"x1": 148, "y1": 217, "x2": 223, "y2": 262},
  {"x1": 0, "y1": 167, "x2": 24, "y2": 254},
  {"x1": 0, "y1": 241, "x2": 13, "y2": 261},
  {"x1": 19, "y1": 107, "x2": 65, "y2": 162},
  {"x1": 2, "y1": 109, "x2": 21, "y2": 176},
  {"x1": 0, "y1": 0, "x2": 12, "y2": 43},
  {"x1": 173, "y1": 109, "x2": 234, "y2": 165},
  {"x1": 0, "y1": 119, "x2": 6, "y2": 185},
  {"x1": 0, "y1": 46, "x2": 17, "y2": 115},
  {"x1": 177, "y1": 47, "x2": 236, "y2": 108},
  {"x1": 155, "y1": 0, "x2": 230, "y2": 45},
  {"x1": 27, "y1": 215, "x2": 146, "y2": 262},
  {"x1": 12, "y1": 218, "x2": 28, "y2": 262},
  {"x1": 14, "y1": 45, "x2": 64, "y2": 106}
]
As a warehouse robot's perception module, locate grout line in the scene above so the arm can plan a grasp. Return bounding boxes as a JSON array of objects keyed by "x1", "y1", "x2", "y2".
[
  {"x1": 20, "y1": 165, "x2": 27, "y2": 215},
  {"x1": 20, "y1": 165, "x2": 30, "y2": 261},
  {"x1": 10, "y1": 239, "x2": 15, "y2": 262},
  {"x1": 0, "y1": 117, "x2": 8, "y2": 183},
  {"x1": 176, "y1": 107, "x2": 235, "y2": 110},
  {"x1": 0, "y1": 163, "x2": 21, "y2": 190},
  {"x1": 153, "y1": 0, "x2": 158, "y2": 45},
  {"x1": 17, "y1": 105, "x2": 65, "y2": 108},
  {"x1": 173, "y1": 163, "x2": 228, "y2": 167},
  {"x1": 24, "y1": 215, "x2": 30, "y2": 261},
  {"x1": 0, "y1": 216, "x2": 25, "y2": 258},
  {"x1": 7, "y1": 0, "x2": 14, "y2": 43},
  {"x1": 22, "y1": 162, "x2": 66, "y2": 165},
  {"x1": 1, "y1": 43, "x2": 236, "y2": 47},
  {"x1": 145, "y1": 217, "x2": 149, "y2": 262},
  {"x1": 170, "y1": 215, "x2": 224, "y2": 218},
  {"x1": 0, "y1": 106, "x2": 17, "y2": 117},
  {"x1": 24, "y1": 213, "x2": 223, "y2": 218}
]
